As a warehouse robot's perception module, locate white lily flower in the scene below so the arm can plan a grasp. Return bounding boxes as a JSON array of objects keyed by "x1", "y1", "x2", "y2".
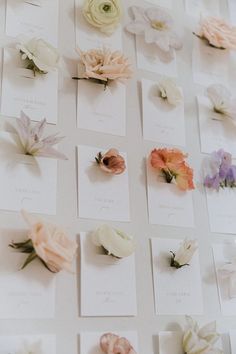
[
  {"x1": 92, "y1": 225, "x2": 135, "y2": 258},
  {"x1": 183, "y1": 316, "x2": 223, "y2": 354},
  {"x1": 158, "y1": 78, "x2": 183, "y2": 106},
  {"x1": 126, "y1": 6, "x2": 182, "y2": 58},
  {"x1": 16, "y1": 340, "x2": 42, "y2": 354},
  {"x1": 218, "y1": 262, "x2": 236, "y2": 298},
  {"x1": 170, "y1": 239, "x2": 198, "y2": 269},
  {"x1": 206, "y1": 84, "x2": 236, "y2": 120},
  {"x1": 17, "y1": 38, "x2": 60, "y2": 75}
]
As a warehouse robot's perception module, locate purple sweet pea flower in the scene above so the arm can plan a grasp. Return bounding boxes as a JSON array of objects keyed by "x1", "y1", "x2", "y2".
[
  {"x1": 226, "y1": 165, "x2": 236, "y2": 185},
  {"x1": 204, "y1": 174, "x2": 220, "y2": 190}
]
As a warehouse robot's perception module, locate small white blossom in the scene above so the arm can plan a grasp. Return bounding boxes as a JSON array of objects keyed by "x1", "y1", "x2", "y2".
[
  {"x1": 206, "y1": 84, "x2": 236, "y2": 121},
  {"x1": 158, "y1": 78, "x2": 183, "y2": 106},
  {"x1": 16, "y1": 340, "x2": 42, "y2": 354},
  {"x1": 170, "y1": 239, "x2": 198, "y2": 269}
]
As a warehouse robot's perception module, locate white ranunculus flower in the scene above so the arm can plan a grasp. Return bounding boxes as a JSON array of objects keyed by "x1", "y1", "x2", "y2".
[
  {"x1": 206, "y1": 84, "x2": 236, "y2": 120},
  {"x1": 158, "y1": 78, "x2": 183, "y2": 106},
  {"x1": 170, "y1": 239, "x2": 198, "y2": 269},
  {"x1": 92, "y1": 224, "x2": 135, "y2": 258},
  {"x1": 183, "y1": 316, "x2": 223, "y2": 354},
  {"x1": 82, "y1": 0, "x2": 123, "y2": 34},
  {"x1": 17, "y1": 38, "x2": 60, "y2": 74},
  {"x1": 16, "y1": 340, "x2": 42, "y2": 354}
]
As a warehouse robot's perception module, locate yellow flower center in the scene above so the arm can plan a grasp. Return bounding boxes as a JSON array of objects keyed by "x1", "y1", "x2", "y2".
[{"x1": 151, "y1": 20, "x2": 167, "y2": 30}]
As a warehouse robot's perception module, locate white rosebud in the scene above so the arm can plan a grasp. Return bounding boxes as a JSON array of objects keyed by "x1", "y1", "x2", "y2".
[
  {"x1": 158, "y1": 78, "x2": 183, "y2": 106},
  {"x1": 92, "y1": 224, "x2": 135, "y2": 258},
  {"x1": 17, "y1": 38, "x2": 60, "y2": 74},
  {"x1": 170, "y1": 239, "x2": 198, "y2": 269}
]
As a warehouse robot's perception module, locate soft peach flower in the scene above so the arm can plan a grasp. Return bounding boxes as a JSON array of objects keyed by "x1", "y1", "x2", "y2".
[
  {"x1": 150, "y1": 148, "x2": 194, "y2": 191},
  {"x1": 95, "y1": 148, "x2": 126, "y2": 175},
  {"x1": 100, "y1": 333, "x2": 137, "y2": 354},
  {"x1": 197, "y1": 17, "x2": 236, "y2": 49},
  {"x1": 77, "y1": 48, "x2": 133, "y2": 83}
]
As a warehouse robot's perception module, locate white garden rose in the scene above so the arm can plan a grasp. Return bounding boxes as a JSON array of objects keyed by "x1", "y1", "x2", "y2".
[
  {"x1": 158, "y1": 78, "x2": 183, "y2": 106},
  {"x1": 82, "y1": 0, "x2": 123, "y2": 34},
  {"x1": 17, "y1": 38, "x2": 60, "y2": 74},
  {"x1": 92, "y1": 224, "x2": 135, "y2": 258}
]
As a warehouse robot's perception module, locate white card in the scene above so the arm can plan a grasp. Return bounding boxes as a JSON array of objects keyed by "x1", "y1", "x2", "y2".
[
  {"x1": 80, "y1": 331, "x2": 138, "y2": 354},
  {"x1": 1, "y1": 48, "x2": 58, "y2": 124},
  {"x1": 75, "y1": 0, "x2": 122, "y2": 51},
  {"x1": 77, "y1": 145, "x2": 130, "y2": 222},
  {"x1": 147, "y1": 160, "x2": 195, "y2": 227},
  {"x1": 80, "y1": 232, "x2": 137, "y2": 316},
  {"x1": 185, "y1": 0, "x2": 219, "y2": 17},
  {"x1": 151, "y1": 238, "x2": 203, "y2": 315},
  {"x1": 192, "y1": 39, "x2": 229, "y2": 86},
  {"x1": 230, "y1": 331, "x2": 236, "y2": 352},
  {"x1": 146, "y1": 0, "x2": 172, "y2": 8},
  {"x1": 228, "y1": 0, "x2": 236, "y2": 25},
  {"x1": 77, "y1": 80, "x2": 126, "y2": 136},
  {"x1": 142, "y1": 78, "x2": 186, "y2": 146},
  {"x1": 197, "y1": 96, "x2": 236, "y2": 156},
  {"x1": 0, "y1": 335, "x2": 56, "y2": 354},
  {"x1": 0, "y1": 231, "x2": 55, "y2": 319},
  {"x1": 206, "y1": 188, "x2": 236, "y2": 234},
  {"x1": 136, "y1": 36, "x2": 177, "y2": 77},
  {"x1": 159, "y1": 332, "x2": 184, "y2": 354},
  {"x1": 6, "y1": 0, "x2": 58, "y2": 46},
  {"x1": 0, "y1": 132, "x2": 57, "y2": 215},
  {"x1": 213, "y1": 243, "x2": 236, "y2": 315}
]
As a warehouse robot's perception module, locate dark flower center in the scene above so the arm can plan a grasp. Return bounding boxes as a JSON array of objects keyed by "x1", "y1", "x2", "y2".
[{"x1": 103, "y1": 4, "x2": 111, "y2": 12}]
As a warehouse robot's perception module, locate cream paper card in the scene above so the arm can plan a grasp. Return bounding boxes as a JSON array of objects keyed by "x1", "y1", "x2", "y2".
[
  {"x1": 80, "y1": 331, "x2": 138, "y2": 354},
  {"x1": 80, "y1": 232, "x2": 137, "y2": 316},
  {"x1": 142, "y1": 78, "x2": 186, "y2": 146},
  {"x1": 0, "y1": 335, "x2": 56, "y2": 354},
  {"x1": 206, "y1": 188, "x2": 236, "y2": 234},
  {"x1": 0, "y1": 230, "x2": 55, "y2": 319},
  {"x1": 6, "y1": 0, "x2": 58, "y2": 46},
  {"x1": 192, "y1": 39, "x2": 229, "y2": 87},
  {"x1": 136, "y1": 36, "x2": 177, "y2": 77},
  {"x1": 185, "y1": 0, "x2": 219, "y2": 18},
  {"x1": 0, "y1": 131, "x2": 57, "y2": 215},
  {"x1": 147, "y1": 160, "x2": 195, "y2": 227},
  {"x1": 75, "y1": 0, "x2": 122, "y2": 51},
  {"x1": 230, "y1": 331, "x2": 236, "y2": 352},
  {"x1": 151, "y1": 238, "x2": 203, "y2": 315},
  {"x1": 213, "y1": 243, "x2": 236, "y2": 316},
  {"x1": 77, "y1": 145, "x2": 130, "y2": 222},
  {"x1": 77, "y1": 80, "x2": 126, "y2": 136},
  {"x1": 146, "y1": 0, "x2": 172, "y2": 8},
  {"x1": 197, "y1": 96, "x2": 236, "y2": 156},
  {"x1": 159, "y1": 332, "x2": 184, "y2": 354},
  {"x1": 228, "y1": 0, "x2": 236, "y2": 25},
  {"x1": 1, "y1": 48, "x2": 58, "y2": 124}
]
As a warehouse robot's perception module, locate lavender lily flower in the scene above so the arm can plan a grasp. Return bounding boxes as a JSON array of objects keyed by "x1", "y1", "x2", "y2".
[{"x1": 15, "y1": 111, "x2": 67, "y2": 160}]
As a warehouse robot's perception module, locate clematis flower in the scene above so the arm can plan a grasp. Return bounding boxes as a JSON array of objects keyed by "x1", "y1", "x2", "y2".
[
  {"x1": 9, "y1": 210, "x2": 78, "y2": 273},
  {"x1": 183, "y1": 316, "x2": 223, "y2": 354},
  {"x1": 158, "y1": 78, "x2": 183, "y2": 106},
  {"x1": 218, "y1": 262, "x2": 236, "y2": 298},
  {"x1": 126, "y1": 6, "x2": 182, "y2": 58},
  {"x1": 82, "y1": 0, "x2": 123, "y2": 34},
  {"x1": 95, "y1": 148, "x2": 126, "y2": 175},
  {"x1": 100, "y1": 333, "x2": 137, "y2": 354},
  {"x1": 206, "y1": 84, "x2": 236, "y2": 121},
  {"x1": 15, "y1": 111, "x2": 67, "y2": 160},
  {"x1": 16, "y1": 340, "x2": 42, "y2": 354},
  {"x1": 150, "y1": 148, "x2": 195, "y2": 191},
  {"x1": 73, "y1": 48, "x2": 132, "y2": 89},
  {"x1": 194, "y1": 16, "x2": 236, "y2": 50},
  {"x1": 170, "y1": 239, "x2": 198, "y2": 269},
  {"x1": 204, "y1": 149, "x2": 236, "y2": 190},
  {"x1": 92, "y1": 224, "x2": 135, "y2": 258},
  {"x1": 17, "y1": 38, "x2": 60, "y2": 75}
]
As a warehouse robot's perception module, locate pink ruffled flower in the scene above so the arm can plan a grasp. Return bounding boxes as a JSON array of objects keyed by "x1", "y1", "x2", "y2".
[
  {"x1": 95, "y1": 148, "x2": 126, "y2": 175},
  {"x1": 100, "y1": 333, "x2": 137, "y2": 354}
]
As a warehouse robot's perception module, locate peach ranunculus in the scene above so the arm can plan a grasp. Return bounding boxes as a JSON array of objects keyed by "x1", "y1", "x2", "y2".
[
  {"x1": 150, "y1": 148, "x2": 194, "y2": 191},
  {"x1": 75, "y1": 48, "x2": 132, "y2": 88},
  {"x1": 100, "y1": 333, "x2": 137, "y2": 354},
  {"x1": 9, "y1": 210, "x2": 77, "y2": 273},
  {"x1": 196, "y1": 17, "x2": 236, "y2": 50},
  {"x1": 95, "y1": 148, "x2": 126, "y2": 175}
]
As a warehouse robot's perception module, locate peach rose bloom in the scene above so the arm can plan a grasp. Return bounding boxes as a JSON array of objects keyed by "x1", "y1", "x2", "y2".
[
  {"x1": 78, "y1": 48, "x2": 133, "y2": 82},
  {"x1": 22, "y1": 210, "x2": 77, "y2": 273},
  {"x1": 198, "y1": 17, "x2": 236, "y2": 49},
  {"x1": 96, "y1": 148, "x2": 126, "y2": 175},
  {"x1": 100, "y1": 333, "x2": 137, "y2": 354}
]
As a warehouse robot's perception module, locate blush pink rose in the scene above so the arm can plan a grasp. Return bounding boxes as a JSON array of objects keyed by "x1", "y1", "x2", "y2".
[
  {"x1": 198, "y1": 17, "x2": 236, "y2": 49},
  {"x1": 100, "y1": 333, "x2": 137, "y2": 354},
  {"x1": 22, "y1": 210, "x2": 77, "y2": 273}
]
